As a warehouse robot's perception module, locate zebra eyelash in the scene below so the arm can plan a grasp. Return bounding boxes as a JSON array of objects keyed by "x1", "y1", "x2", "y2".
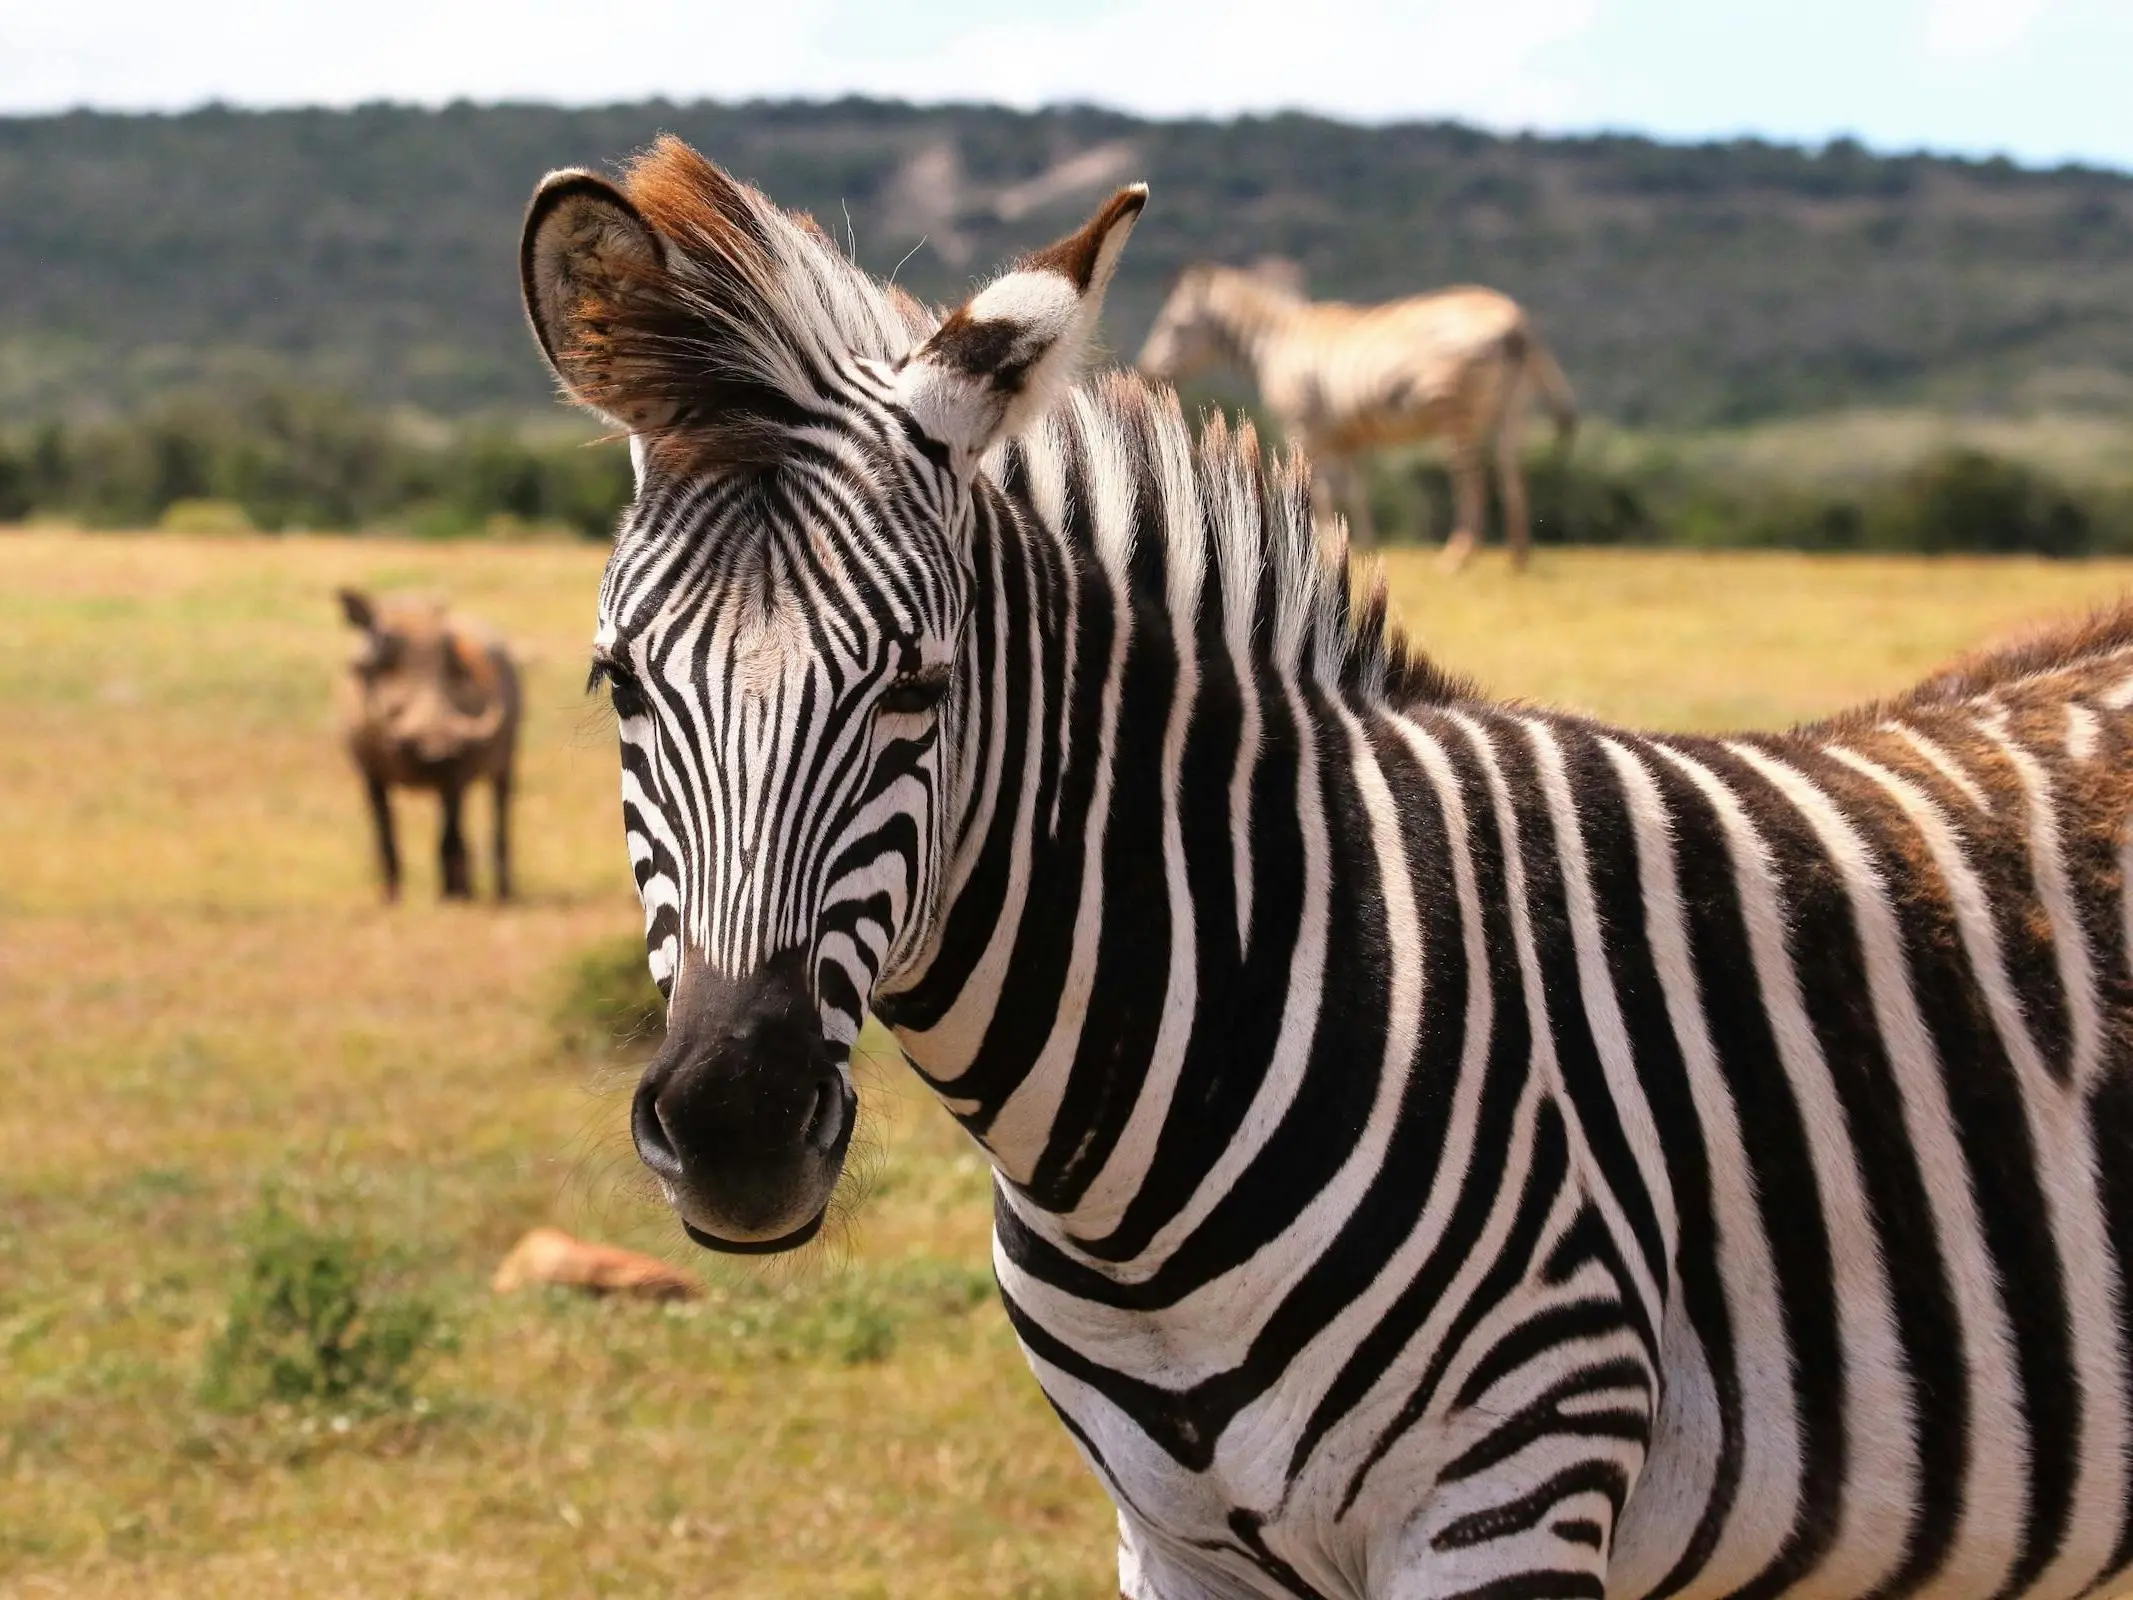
[
  {"x1": 585, "y1": 654, "x2": 648, "y2": 720},
  {"x1": 879, "y1": 662, "x2": 951, "y2": 716}
]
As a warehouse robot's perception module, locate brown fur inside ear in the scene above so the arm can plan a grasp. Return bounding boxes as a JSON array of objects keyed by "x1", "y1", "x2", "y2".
[
  {"x1": 525, "y1": 137, "x2": 955, "y2": 477},
  {"x1": 532, "y1": 138, "x2": 813, "y2": 473},
  {"x1": 522, "y1": 175, "x2": 669, "y2": 429}
]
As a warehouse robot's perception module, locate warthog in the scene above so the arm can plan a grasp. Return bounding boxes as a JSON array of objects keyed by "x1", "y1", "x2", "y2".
[{"x1": 336, "y1": 588, "x2": 520, "y2": 901}]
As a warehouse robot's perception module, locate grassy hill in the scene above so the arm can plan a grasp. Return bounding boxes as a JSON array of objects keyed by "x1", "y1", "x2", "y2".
[{"x1": 5, "y1": 100, "x2": 2133, "y2": 427}]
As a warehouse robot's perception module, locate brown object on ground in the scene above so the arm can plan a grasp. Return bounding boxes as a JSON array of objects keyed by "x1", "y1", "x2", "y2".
[
  {"x1": 337, "y1": 588, "x2": 521, "y2": 901},
  {"x1": 491, "y1": 1226, "x2": 703, "y2": 1301}
]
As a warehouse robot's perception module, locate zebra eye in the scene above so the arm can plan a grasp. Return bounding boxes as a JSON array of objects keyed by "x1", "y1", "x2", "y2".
[
  {"x1": 588, "y1": 655, "x2": 648, "y2": 721},
  {"x1": 878, "y1": 667, "x2": 949, "y2": 717}
]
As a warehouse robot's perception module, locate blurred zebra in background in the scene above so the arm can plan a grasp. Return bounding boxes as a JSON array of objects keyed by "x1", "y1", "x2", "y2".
[
  {"x1": 1138, "y1": 262, "x2": 1576, "y2": 570},
  {"x1": 521, "y1": 138, "x2": 2133, "y2": 1600}
]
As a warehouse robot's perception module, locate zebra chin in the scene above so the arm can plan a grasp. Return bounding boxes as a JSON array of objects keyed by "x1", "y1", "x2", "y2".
[{"x1": 629, "y1": 949, "x2": 858, "y2": 1255}]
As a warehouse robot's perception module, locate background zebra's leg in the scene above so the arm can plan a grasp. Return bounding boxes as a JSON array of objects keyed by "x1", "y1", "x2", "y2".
[
  {"x1": 490, "y1": 768, "x2": 512, "y2": 901},
  {"x1": 437, "y1": 783, "x2": 473, "y2": 900},
  {"x1": 1495, "y1": 404, "x2": 1531, "y2": 570},
  {"x1": 1342, "y1": 455, "x2": 1381, "y2": 550},
  {"x1": 1309, "y1": 456, "x2": 1348, "y2": 547},
  {"x1": 363, "y1": 774, "x2": 400, "y2": 902},
  {"x1": 1439, "y1": 440, "x2": 1485, "y2": 572}
]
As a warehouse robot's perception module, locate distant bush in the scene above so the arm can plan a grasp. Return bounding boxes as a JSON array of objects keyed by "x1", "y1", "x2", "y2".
[
  {"x1": 1357, "y1": 439, "x2": 2132, "y2": 558},
  {"x1": 1865, "y1": 447, "x2": 2098, "y2": 556},
  {"x1": 156, "y1": 497, "x2": 255, "y2": 535},
  {"x1": 552, "y1": 932, "x2": 666, "y2": 1064},
  {"x1": 201, "y1": 1196, "x2": 443, "y2": 1415},
  {"x1": 0, "y1": 444, "x2": 31, "y2": 522},
  {"x1": 1366, "y1": 452, "x2": 1663, "y2": 548},
  {"x1": 0, "y1": 389, "x2": 632, "y2": 538}
]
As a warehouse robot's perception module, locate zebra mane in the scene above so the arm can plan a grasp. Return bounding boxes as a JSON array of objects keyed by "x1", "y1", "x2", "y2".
[
  {"x1": 1899, "y1": 601, "x2": 2133, "y2": 704},
  {"x1": 1809, "y1": 598, "x2": 2133, "y2": 734},
  {"x1": 1012, "y1": 369, "x2": 1473, "y2": 710},
  {"x1": 584, "y1": 136, "x2": 934, "y2": 470}
]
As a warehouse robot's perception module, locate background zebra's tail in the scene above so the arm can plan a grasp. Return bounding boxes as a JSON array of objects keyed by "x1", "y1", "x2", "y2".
[{"x1": 1516, "y1": 325, "x2": 1579, "y2": 453}]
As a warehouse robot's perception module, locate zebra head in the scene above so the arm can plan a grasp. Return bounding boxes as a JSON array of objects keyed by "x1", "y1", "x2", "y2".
[
  {"x1": 1136, "y1": 264, "x2": 1224, "y2": 384},
  {"x1": 1137, "y1": 259, "x2": 1303, "y2": 385},
  {"x1": 520, "y1": 138, "x2": 1144, "y2": 1252}
]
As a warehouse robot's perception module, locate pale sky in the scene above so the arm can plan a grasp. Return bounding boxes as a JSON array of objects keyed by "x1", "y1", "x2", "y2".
[{"x1": 5, "y1": 0, "x2": 2132, "y2": 170}]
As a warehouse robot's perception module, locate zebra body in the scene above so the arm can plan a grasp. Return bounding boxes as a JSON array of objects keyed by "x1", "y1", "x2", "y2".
[
  {"x1": 894, "y1": 398, "x2": 2133, "y2": 1600},
  {"x1": 1137, "y1": 264, "x2": 1576, "y2": 567},
  {"x1": 520, "y1": 142, "x2": 2133, "y2": 1600}
]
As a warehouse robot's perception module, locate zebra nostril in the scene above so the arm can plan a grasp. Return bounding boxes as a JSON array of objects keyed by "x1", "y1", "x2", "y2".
[
  {"x1": 801, "y1": 1076, "x2": 845, "y2": 1152},
  {"x1": 631, "y1": 1076, "x2": 685, "y2": 1183}
]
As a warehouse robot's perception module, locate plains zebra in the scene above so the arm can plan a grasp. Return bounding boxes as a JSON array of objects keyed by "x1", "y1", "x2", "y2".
[
  {"x1": 1137, "y1": 263, "x2": 1576, "y2": 570},
  {"x1": 520, "y1": 138, "x2": 2133, "y2": 1600}
]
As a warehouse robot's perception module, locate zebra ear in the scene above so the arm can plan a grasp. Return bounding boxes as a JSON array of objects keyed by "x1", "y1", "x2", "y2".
[
  {"x1": 897, "y1": 184, "x2": 1147, "y2": 465},
  {"x1": 519, "y1": 169, "x2": 679, "y2": 432}
]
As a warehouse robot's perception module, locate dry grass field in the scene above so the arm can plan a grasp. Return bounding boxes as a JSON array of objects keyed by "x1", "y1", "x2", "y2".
[{"x1": 5, "y1": 531, "x2": 2133, "y2": 1599}]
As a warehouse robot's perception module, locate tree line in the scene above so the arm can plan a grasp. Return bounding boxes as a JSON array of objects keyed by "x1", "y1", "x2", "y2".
[
  {"x1": 1376, "y1": 447, "x2": 2133, "y2": 558},
  {"x1": 0, "y1": 390, "x2": 629, "y2": 539},
  {"x1": 7, "y1": 388, "x2": 2130, "y2": 557}
]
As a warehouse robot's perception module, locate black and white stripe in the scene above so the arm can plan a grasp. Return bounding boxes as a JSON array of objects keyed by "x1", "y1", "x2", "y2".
[{"x1": 533, "y1": 145, "x2": 2133, "y2": 1600}]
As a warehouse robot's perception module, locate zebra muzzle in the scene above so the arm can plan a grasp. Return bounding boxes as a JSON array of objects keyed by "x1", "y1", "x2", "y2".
[{"x1": 630, "y1": 950, "x2": 855, "y2": 1253}]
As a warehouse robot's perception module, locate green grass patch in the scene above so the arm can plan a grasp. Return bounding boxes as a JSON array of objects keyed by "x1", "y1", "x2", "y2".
[
  {"x1": 676, "y1": 1259, "x2": 997, "y2": 1368},
  {"x1": 200, "y1": 1193, "x2": 446, "y2": 1416}
]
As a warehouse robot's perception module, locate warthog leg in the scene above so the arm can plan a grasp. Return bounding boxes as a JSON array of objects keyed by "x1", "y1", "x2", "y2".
[
  {"x1": 365, "y1": 774, "x2": 400, "y2": 902},
  {"x1": 491, "y1": 769, "x2": 513, "y2": 901},
  {"x1": 439, "y1": 784, "x2": 473, "y2": 900}
]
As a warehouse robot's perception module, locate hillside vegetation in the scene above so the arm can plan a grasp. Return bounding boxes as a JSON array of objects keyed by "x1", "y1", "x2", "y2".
[
  {"x1": 6, "y1": 100, "x2": 2133, "y2": 425},
  {"x1": 10, "y1": 395, "x2": 2132, "y2": 558}
]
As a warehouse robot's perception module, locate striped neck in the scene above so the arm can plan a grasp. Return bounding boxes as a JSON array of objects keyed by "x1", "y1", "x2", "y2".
[{"x1": 874, "y1": 371, "x2": 1461, "y2": 1244}]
